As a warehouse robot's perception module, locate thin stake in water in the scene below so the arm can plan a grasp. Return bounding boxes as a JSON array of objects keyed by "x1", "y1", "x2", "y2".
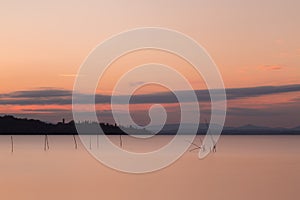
[
  {"x1": 205, "y1": 119, "x2": 216, "y2": 153},
  {"x1": 44, "y1": 135, "x2": 49, "y2": 151},
  {"x1": 73, "y1": 135, "x2": 78, "y2": 149},
  {"x1": 11, "y1": 136, "x2": 14, "y2": 153}
]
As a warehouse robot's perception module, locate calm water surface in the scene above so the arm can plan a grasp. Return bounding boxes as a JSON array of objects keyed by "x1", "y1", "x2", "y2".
[{"x1": 0, "y1": 135, "x2": 299, "y2": 200}]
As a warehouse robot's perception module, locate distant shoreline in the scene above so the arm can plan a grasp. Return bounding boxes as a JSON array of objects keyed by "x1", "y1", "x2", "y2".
[{"x1": 1, "y1": 115, "x2": 300, "y2": 135}]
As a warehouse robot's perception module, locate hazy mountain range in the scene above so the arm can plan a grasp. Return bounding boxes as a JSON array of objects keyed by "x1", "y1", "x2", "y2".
[{"x1": 150, "y1": 123, "x2": 300, "y2": 135}]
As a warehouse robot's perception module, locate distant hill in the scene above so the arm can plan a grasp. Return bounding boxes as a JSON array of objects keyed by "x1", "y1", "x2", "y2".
[
  {"x1": 150, "y1": 123, "x2": 300, "y2": 135},
  {"x1": 293, "y1": 126, "x2": 300, "y2": 130},
  {"x1": 0, "y1": 115, "x2": 151, "y2": 135},
  {"x1": 223, "y1": 125, "x2": 296, "y2": 135}
]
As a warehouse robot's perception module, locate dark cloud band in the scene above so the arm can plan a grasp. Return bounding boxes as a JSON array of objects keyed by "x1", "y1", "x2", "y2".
[{"x1": 0, "y1": 84, "x2": 300, "y2": 105}]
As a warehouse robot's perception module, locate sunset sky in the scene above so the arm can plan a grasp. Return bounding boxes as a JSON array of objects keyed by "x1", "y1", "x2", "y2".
[{"x1": 1, "y1": 0, "x2": 299, "y2": 127}]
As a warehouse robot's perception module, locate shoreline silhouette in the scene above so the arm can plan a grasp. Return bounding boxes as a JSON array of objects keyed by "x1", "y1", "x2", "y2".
[
  {"x1": 0, "y1": 115, "x2": 299, "y2": 135},
  {"x1": 0, "y1": 115, "x2": 150, "y2": 135}
]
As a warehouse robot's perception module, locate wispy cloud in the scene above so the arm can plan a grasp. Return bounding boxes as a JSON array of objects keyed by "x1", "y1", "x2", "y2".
[
  {"x1": 0, "y1": 84, "x2": 300, "y2": 105},
  {"x1": 59, "y1": 74, "x2": 83, "y2": 77},
  {"x1": 2, "y1": 88, "x2": 72, "y2": 98},
  {"x1": 129, "y1": 81, "x2": 146, "y2": 87},
  {"x1": 21, "y1": 108, "x2": 70, "y2": 112},
  {"x1": 258, "y1": 65, "x2": 284, "y2": 71},
  {"x1": 126, "y1": 84, "x2": 300, "y2": 104},
  {"x1": 1, "y1": 85, "x2": 299, "y2": 127}
]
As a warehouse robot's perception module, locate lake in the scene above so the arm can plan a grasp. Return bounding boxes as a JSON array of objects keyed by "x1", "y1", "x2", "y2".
[{"x1": 0, "y1": 135, "x2": 299, "y2": 200}]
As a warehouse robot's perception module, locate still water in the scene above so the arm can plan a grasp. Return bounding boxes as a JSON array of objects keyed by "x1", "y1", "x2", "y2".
[{"x1": 0, "y1": 135, "x2": 300, "y2": 200}]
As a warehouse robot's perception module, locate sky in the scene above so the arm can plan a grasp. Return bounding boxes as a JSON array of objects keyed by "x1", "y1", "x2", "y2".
[{"x1": 0, "y1": 0, "x2": 300, "y2": 127}]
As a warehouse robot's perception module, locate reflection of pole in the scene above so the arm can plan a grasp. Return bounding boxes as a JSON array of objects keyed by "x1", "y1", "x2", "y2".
[
  {"x1": 46, "y1": 135, "x2": 49, "y2": 150},
  {"x1": 119, "y1": 134, "x2": 123, "y2": 148},
  {"x1": 97, "y1": 134, "x2": 99, "y2": 149},
  {"x1": 73, "y1": 135, "x2": 78, "y2": 149},
  {"x1": 44, "y1": 135, "x2": 46, "y2": 151},
  {"x1": 11, "y1": 136, "x2": 14, "y2": 153},
  {"x1": 89, "y1": 135, "x2": 92, "y2": 149}
]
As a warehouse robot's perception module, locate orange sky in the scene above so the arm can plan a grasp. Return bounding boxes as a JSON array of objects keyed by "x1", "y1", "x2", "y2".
[
  {"x1": 0, "y1": 0, "x2": 299, "y2": 127},
  {"x1": 1, "y1": 0, "x2": 299, "y2": 91}
]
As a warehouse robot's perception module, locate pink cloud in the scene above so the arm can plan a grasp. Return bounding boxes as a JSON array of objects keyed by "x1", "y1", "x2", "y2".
[{"x1": 259, "y1": 65, "x2": 284, "y2": 71}]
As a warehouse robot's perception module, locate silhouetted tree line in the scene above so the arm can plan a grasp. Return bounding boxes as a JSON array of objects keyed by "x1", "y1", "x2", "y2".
[{"x1": 0, "y1": 115, "x2": 143, "y2": 135}]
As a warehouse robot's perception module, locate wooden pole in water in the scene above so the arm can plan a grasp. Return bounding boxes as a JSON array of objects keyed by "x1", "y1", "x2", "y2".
[
  {"x1": 205, "y1": 119, "x2": 216, "y2": 153},
  {"x1": 11, "y1": 136, "x2": 14, "y2": 153},
  {"x1": 73, "y1": 135, "x2": 78, "y2": 149},
  {"x1": 44, "y1": 135, "x2": 46, "y2": 151},
  {"x1": 44, "y1": 135, "x2": 49, "y2": 151}
]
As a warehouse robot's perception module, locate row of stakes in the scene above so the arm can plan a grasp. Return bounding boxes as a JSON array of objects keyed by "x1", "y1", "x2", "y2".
[
  {"x1": 9, "y1": 134, "x2": 123, "y2": 153},
  {"x1": 9, "y1": 134, "x2": 216, "y2": 154}
]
